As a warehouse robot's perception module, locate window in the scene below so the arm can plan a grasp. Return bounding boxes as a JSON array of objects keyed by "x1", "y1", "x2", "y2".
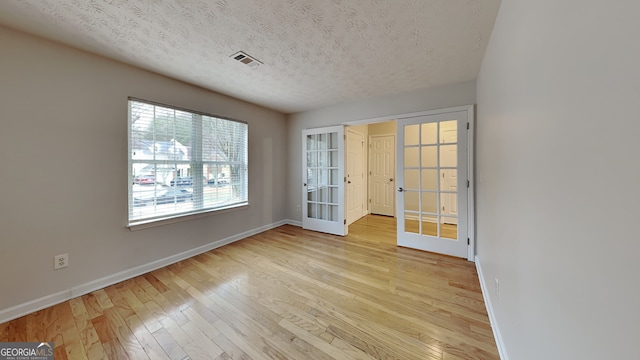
[{"x1": 128, "y1": 98, "x2": 248, "y2": 225}]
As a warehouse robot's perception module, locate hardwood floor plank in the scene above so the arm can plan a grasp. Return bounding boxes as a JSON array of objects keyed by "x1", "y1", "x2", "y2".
[
  {"x1": 325, "y1": 322, "x2": 409, "y2": 360},
  {"x1": 42, "y1": 306, "x2": 64, "y2": 348},
  {"x1": 24, "y1": 311, "x2": 42, "y2": 341},
  {"x1": 211, "y1": 285, "x2": 334, "y2": 360},
  {"x1": 183, "y1": 341, "x2": 217, "y2": 360},
  {"x1": 93, "y1": 289, "x2": 115, "y2": 310},
  {"x1": 104, "y1": 286, "x2": 136, "y2": 323},
  {"x1": 158, "y1": 315, "x2": 191, "y2": 348},
  {"x1": 71, "y1": 306, "x2": 108, "y2": 359},
  {"x1": 54, "y1": 344, "x2": 69, "y2": 360},
  {"x1": 131, "y1": 278, "x2": 154, "y2": 305},
  {"x1": 8, "y1": 316, "x2": 27, "y2": 342},
  {"x1": 139, "y1": 277, "x2": 189, "y2": 327},
  {"x1": 102, "y1": 307, "x2": 149, "y2": 360},
  {"x1": 212, "y1": 319, "x2": 272, "y2": 360},
  {"x1": 196, "y1": 285, "x2": 309, "y2": 360},
  {"x1": 180, "y1": 321, "x2": 224, "y2": 359},
  {"x1": 53, "y1": 302, "x2": 89, "y2": 360},
  {"x1": 279, "y1": 318, "x2": 357, "y2": 360},
  {"x1": 68, "y1": 298, "x2": 87, "y2": 318},
  {"x1": 89, "y1": 314, "x2": 123, "y2": 359},
  {"x1": 144, "y1": 273, "x2": 170, "y2": 293},
  {"x1": 119, "y1": 285, "x2": 164, "y2": 334},
  {"x1": 126, "y1": 314, "x2": 172, "y2": 360},
  {"x1": 214, "y1": 352, "x2": 233, "y2": 360},
  {"x1": 0, "y1": 322, "x2": 8, "y2": 342},
  {"x1": 302, "y1": 294, "x2": 442, "y2": 360},
  {"x1": 181, "y1": 307, "x2": 222, "y2": 341},
  {"x1": 330, "y1": 336, "x2": 379, "y2": 360},
  {"x1": 211, "y1": 332, "x2": 252, "y2": 360},
  {"x1": 0, "y1": 215, "x2": 498, "y2": 359},
  {"x1": 151, "y1": 328, "x2": 188, "y2": 360},
  {"x1": 82, "y1": 292, "x2": 105, "y2": 320}
]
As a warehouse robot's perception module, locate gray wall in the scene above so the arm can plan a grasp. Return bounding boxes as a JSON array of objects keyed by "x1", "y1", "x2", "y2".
[
  {"x1": 0, "y1": 26, "x2": 287, "y2": 314},
  {"x1": 476, "y1": 0, "x2": 640, "y2": 359},
  {"x1": 286, "y1": 81, "x2": 476, "y2": 221}
]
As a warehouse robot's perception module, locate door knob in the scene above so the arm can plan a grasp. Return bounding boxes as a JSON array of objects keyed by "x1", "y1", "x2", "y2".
[
  {"x1": 303, "y1": 183, "x2": 307, "y2": 187},
  {"x1": 348, "y1": 181, "x2": 351, "y2": 184},
  {"x1": 389, "y1": 178, "x2": 394, "y2": 182},
  {"x1": 398, "y1": 187, "x2": 403, "y2": 192}
]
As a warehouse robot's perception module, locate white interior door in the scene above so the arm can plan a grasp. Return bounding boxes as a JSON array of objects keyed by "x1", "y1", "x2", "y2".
[
  {"x1": 369, "y1": 135, "x2": 395, "y2": 216},
  {"x1": 397, "y1": 111, "x2": 469, "y2": 258},
  {"x1": 302, "y1": 126, "x2": 347, "y2": 236},
  {"x1": 346, "y1": 130, "x2": 365, "y2": 225}
]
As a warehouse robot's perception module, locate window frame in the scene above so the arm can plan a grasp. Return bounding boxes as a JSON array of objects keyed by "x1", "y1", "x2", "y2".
[{"x1": 127, "y1": 97, "x2": 249, "y2": 228}]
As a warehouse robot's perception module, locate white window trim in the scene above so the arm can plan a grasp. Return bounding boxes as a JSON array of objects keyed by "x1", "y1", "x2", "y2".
[{"x1": 128, "y1": 203, "x2": 248, "y2": 231}]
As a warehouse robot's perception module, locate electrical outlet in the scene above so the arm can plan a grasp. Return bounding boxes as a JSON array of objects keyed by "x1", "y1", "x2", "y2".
[
  {"x1": 494, "y1": 278, "x2": 500, "y2": 300},
  {"x1": 54, "y1": 254, "x2": 69, "y2": 270},
  {"x1": 296, "y1": 205, "x2": 301, "y2": 212}
]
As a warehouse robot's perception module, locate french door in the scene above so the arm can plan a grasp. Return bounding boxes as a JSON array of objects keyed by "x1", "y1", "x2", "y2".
[
  {"x1": 397, "y1": 110, "x2": 470, "y2": 258},
  {"x1": 302, "y1": 126, "x2": 347, "y2": 236}
]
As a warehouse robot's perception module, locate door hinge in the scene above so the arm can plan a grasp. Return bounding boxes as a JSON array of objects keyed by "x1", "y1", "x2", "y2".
[
  {"x1": 467, "y1": 122, "x2": 470, "y2": 130},
  {"x1": 369, "y1": 198, "x2": 371, "y2": 203},
  {"x1": 467, "y1": 180, "x2": 470, "y2": 188},
  {"x1": 467, "y1": 238, "x2": 470, "y2": 245},
  {"x1": 344, "y1": 219, "x2": 347, "y2": 224}
]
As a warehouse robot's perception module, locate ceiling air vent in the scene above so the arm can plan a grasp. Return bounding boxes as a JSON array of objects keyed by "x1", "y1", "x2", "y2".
[{"x1": 230, "y1": 51, "x2": 262, "y2": 68}]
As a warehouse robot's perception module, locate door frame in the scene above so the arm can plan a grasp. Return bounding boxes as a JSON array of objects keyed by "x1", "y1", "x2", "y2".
[{"x1": 343, "y1": 105, "x2": 475, "y2": 261}]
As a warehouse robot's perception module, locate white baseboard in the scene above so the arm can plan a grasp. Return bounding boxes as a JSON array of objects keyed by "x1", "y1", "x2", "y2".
[
  {"x1": 475, "y1": 256, "x2": 509, "y2": 360},
  {"x1": 285, "y1": 219, "x2": 302, "y2": 227},
  {"x1": 0, "y1": 220, "x2": 289, "y2": 324}
]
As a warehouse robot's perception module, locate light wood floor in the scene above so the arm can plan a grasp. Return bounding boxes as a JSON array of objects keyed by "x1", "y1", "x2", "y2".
[{"x1": 0, "y1": 215, "x2": 498, "y2": 359}]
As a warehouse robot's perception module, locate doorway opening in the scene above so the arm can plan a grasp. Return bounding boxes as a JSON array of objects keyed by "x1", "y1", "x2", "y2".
[{"x1": 345, "y1": 120, "x2": 396, "y2": 229}]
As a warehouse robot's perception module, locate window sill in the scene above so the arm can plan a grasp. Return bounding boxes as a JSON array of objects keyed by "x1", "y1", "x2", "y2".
[{"x1": 128, "y1": 203, "x2": 249, "y2": 231}]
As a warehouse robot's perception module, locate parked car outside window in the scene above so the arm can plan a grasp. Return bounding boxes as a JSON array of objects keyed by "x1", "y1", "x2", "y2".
[
  {"x1": 133, "y1": 187, "x2": 192, "y2": 207},
  {"x1": 170, "y1": 177, "x2": 192, "y2": 186},
  {"x1": 134, "y1": 175, "x2": 155, "y2": 185},
  {"x1": 170, "y1": 176, "x2": 207, "y2": 186}
]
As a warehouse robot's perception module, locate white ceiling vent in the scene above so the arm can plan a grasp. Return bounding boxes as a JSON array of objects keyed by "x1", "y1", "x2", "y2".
[{"x1": 230, "y1": 51, "x2": 262, "y2": 68}]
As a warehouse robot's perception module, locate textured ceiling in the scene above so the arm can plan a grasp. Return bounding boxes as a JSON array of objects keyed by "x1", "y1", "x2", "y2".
[{"x1": 0, "y1": 0, "x2": 501, "y2": 114}]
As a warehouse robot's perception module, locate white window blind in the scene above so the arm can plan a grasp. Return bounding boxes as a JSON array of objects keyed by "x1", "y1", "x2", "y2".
[{"x1": 128, "y1": 98, "x2": 248, "y2": 225}]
